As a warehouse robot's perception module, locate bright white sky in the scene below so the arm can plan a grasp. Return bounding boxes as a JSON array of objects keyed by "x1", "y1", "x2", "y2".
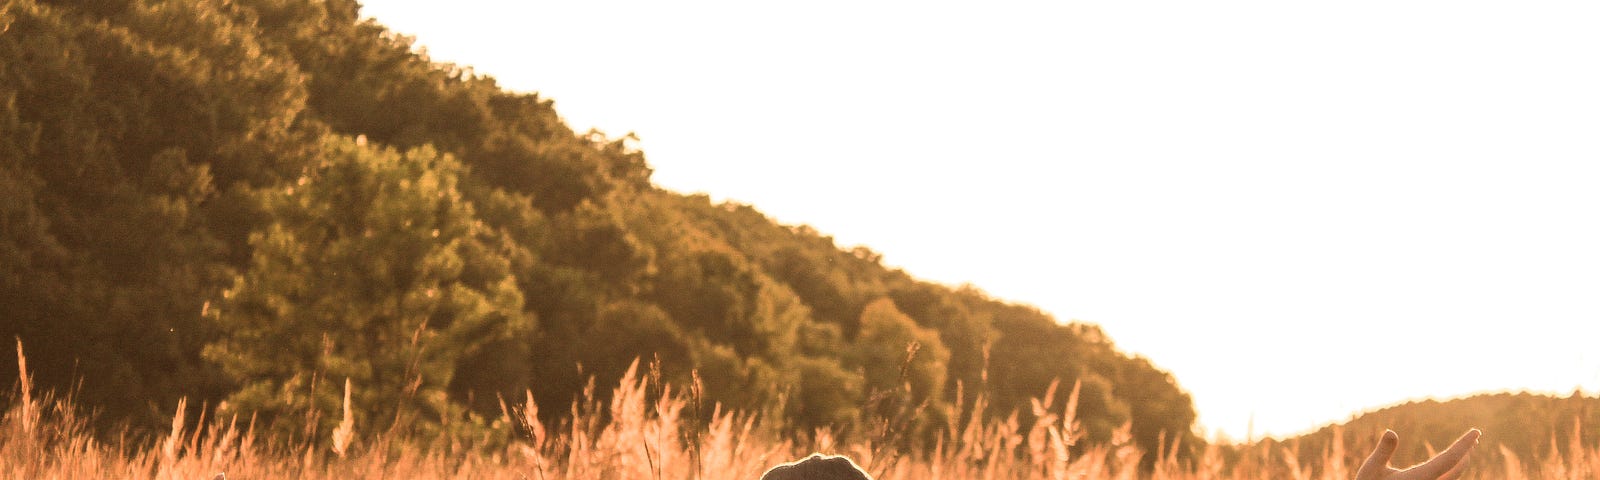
[{"x1": 358, "y1": 0, "x2": 1600, "y2": 441}]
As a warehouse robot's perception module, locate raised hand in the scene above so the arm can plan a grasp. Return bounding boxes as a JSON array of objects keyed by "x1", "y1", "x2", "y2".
[{"x1": 1355, "y1": 429, "x2": 1481, "y2": 480}]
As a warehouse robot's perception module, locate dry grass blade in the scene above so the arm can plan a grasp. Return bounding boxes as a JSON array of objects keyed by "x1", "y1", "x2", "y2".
[
  {"x1": 14, "y1": 338, "x2": 35, "y2": 435},
  {"x1": 332, "y1": 378, "x2": 354, "y2": 458}
]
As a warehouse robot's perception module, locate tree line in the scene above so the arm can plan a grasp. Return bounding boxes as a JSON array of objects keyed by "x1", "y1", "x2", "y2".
[{"x1": 0, "y1": 0, "x2": 1198, "y2": 458}]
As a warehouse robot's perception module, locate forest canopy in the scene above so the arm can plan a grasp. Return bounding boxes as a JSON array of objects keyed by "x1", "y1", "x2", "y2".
[{"x1": 0, "y1": 0, "x2": 1198, "y2": 458}]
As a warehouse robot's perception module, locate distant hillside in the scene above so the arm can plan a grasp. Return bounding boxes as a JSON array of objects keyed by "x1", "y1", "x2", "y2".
[
  {"x1": 0, "y1": 0, "x2": 1197, "y2": 458},
  {"x1": 1259, "y1": 391, "x2": 1600, "y2": 471}
]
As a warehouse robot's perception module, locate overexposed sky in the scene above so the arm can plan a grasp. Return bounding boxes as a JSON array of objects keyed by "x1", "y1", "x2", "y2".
[{"x1": 358, "y1": 0, "x2": 1600, "y2": 440}]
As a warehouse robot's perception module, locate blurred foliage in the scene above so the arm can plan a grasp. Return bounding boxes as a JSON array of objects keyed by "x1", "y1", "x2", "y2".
[{"x1": 0, "y1": 0, "x2": 1198, "y2": 458}]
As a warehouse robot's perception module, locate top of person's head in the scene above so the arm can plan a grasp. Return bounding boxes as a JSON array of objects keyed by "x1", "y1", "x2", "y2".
[{"x1": 759, "y1": 454, "x2": 873, "y2": 480}]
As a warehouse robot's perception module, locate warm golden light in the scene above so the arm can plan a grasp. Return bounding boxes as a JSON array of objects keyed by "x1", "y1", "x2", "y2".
[{"x1": 362, "y1": 0, "x2": 1600, "y2": 440}]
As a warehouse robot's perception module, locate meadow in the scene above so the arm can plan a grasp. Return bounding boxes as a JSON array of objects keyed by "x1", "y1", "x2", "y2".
[
  {"x1": 7, "y1": 2, "x2": 1597, "y2": 478},
  {"x1": 5, "y1": 346, "x2": 1594, "y2": 479}
]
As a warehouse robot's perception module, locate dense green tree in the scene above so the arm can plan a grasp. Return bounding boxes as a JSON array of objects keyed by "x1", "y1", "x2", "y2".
[
  {"x1": 886, "y1": 279, "x2": 995, "y2": 405},
  {"x1": 788, "y1": 356, "x2": 863, "y2": 431},
  {"x1": 204, "y1": 137, "x2": 532, "y2": 440},
  {"x1": 578, "y1": 299, "x2": 693, "y2": 388},
  {"x1": 110, "y1": 0, "x2": 313, "y2": 186},
  {"x1": 985, "y1": 301, "x2": 1133, "y2": 446},
  {"x1": 0, "y1": 0, "x2": 305, "y2": 428},
  {"x1": 851, "y1": 298, "x2": 950, "y2": 409},
  {"x1": 1112, "y1": 355, "x2": 1200, "y2": 461},
  {"x1": 849, "y1": 298, "x2": 951, "y2": 444}
]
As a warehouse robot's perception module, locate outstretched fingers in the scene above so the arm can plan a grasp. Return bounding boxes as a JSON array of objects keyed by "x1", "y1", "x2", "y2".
[
  {"x1": 1403, "y1": 429, "x2": 1481, "y2": 479},
  {"x1": 1359, "y1": 430, "x2": 1400, "y2": 475}
]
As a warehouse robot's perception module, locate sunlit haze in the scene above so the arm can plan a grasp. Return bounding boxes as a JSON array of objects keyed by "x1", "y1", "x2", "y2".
[{"x1": 358, "y1": 0, "x2": 1600, "y2": 440}]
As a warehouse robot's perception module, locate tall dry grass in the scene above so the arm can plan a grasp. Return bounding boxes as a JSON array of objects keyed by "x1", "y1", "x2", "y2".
[{"x1": 4, "y1": 342, "x2": 1597, "y2": 479}]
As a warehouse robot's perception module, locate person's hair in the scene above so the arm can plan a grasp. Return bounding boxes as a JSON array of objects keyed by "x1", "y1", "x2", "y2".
[{"x1": 759, "y1": 454, "x2": 873, "y2": 480}]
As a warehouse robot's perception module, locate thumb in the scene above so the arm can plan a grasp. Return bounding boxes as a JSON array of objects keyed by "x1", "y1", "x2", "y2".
[{"x1": 1360, "y1": 430, "x2": 1399, "y2": 473}]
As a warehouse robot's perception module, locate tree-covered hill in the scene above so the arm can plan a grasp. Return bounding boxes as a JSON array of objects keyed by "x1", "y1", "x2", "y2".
[{"x1": 0, "y1": 0, "x2": 1197, "y2": 457}]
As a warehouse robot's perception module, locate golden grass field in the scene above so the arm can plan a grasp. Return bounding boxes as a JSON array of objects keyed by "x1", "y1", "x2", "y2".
[{"x1": 4, "y1": 347, "x2": 1595, "y2": 479}]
